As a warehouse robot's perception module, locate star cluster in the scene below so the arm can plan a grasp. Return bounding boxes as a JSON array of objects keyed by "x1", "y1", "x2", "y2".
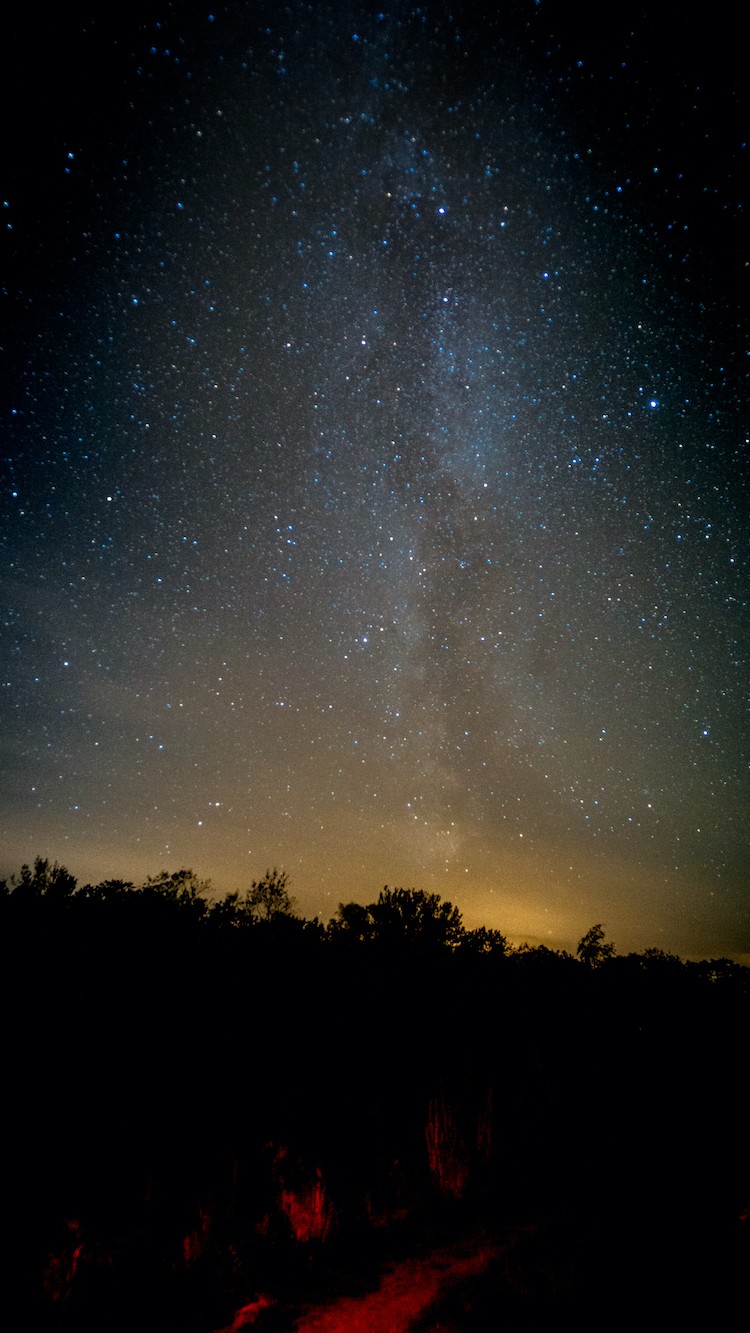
[{"x1": 1, "y1": 2, "x2": 747, "y2": 956}]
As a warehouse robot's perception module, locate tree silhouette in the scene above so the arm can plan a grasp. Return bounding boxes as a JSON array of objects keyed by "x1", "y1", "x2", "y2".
[
  {"x1": 245, "y1": 868, "x2": 296, "y2": 920},
  {"x1": 143, "y1": 867, "x2": 211, "y2": 905},
  {"x1": 12, "y1": 856, "x2": 77, "y2": 900},
  {"x1": 461, "y1": 925, "x2": 509, "y2": 956},
  {"x1": 334, "y1": 886, "x2": 465, "y2": 949},
  {"x1": 576, "y1": 923, "x2": 616, "y2": 967},
  {"x1": 331, "y1": 899, "x2": 376, "y2": 941}
]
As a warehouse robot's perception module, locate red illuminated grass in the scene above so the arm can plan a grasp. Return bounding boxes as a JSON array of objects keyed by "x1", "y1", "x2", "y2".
[{"x1": 290, "y1": 1236, "x2": 504, "y2": 1333}]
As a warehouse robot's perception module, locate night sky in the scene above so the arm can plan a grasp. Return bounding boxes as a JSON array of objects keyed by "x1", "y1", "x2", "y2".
[{"x1": 2, "y1": 2, "x2": 747, "y2": 958}]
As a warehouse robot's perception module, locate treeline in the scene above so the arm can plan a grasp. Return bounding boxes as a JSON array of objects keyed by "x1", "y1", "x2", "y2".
[
  {"x1": 2, "y1": 858, "x2": 748, "y2": 1331},
  {"x1": 2, "y1": 856, "x2": 747, "y2": 982}
]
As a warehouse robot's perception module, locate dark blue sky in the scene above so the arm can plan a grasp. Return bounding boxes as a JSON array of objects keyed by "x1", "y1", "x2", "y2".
[{"x1": 2, "y1": 2, "x2": 747, "y2": 958}]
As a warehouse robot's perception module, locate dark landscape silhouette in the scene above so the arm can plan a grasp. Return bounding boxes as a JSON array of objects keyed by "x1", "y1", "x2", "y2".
[{"x1": 3, "y1": 859, "x2": 748, "y2": 1330}]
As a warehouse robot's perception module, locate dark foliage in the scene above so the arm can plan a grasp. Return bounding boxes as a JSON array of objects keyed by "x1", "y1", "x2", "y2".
[{"x1": 2, "y1": 861, "x2": 748, "y2": 1330}]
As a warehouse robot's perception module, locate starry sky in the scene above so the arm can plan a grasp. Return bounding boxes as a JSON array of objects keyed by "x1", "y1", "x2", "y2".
[{"x1": 2, "y1": 1, "x2": 748, "y2": 958}]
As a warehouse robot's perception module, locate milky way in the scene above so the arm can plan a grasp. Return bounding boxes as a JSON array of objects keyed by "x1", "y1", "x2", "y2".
[{"x1": 1, "y1": 2, "x2": 747, "y2": 956}]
